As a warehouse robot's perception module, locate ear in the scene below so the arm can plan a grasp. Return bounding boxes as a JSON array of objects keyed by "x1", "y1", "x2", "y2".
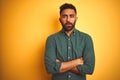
[
  {"x1": 59, "y1": 18, "x2": 61, "y2": 22},
  {"x1": 59, "y1": 17, "x2": 60, "y2": 21},
  {"x1": 76, "y1": 17, "x2": 78, "y2": 20}
]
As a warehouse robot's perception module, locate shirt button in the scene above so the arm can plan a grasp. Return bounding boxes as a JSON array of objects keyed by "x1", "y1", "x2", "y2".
[
  {"x1": 68, "y1": 56, "x2": 70, "y2": 59},
  {"x1": 68, "y1": 47, "x2": 71, "y2": 49},
  {"x1": 73, "y1": 33, "x2": 75, "y2": 35},
  {"x1": 68, "y1": 75, "x2": 71, "y2": 78}
]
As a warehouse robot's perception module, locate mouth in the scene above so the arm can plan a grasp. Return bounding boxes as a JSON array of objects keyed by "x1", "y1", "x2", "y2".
[
  {"x1": 66, "y1": 24, "x2": 72, "y2": 26},
  {"x1": 65, "y1": 23, "x2": 72, "y2": 26}
]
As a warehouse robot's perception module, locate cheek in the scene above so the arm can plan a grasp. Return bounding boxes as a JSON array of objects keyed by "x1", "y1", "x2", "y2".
[
  {"x1": 71, "y1": 19, "x2": 76, "y2": 23},
  {"x1": 60, "y1": 19, "x2": 66, "y2": 24}
]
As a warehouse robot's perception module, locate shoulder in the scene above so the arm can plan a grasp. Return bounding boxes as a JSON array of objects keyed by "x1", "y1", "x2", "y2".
[
  {"x1": 76, "y1": 30, "x2": 94, "y2": 45},
  {"x1": 76, "y1": 29, "x2": 92, "y2": 38},
  {"x1": 75, "y1": 29, "x2": 93, "y2": 43},
  {"x1": 47, "y1": 31, "x2": 61, "y2": 40}
]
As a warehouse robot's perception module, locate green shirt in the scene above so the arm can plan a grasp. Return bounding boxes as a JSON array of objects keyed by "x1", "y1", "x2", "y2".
[{"x1": 44, "y1": 29, "x2": 95, "y2": 80}]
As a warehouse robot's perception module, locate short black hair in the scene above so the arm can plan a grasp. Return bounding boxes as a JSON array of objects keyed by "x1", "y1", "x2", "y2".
[{"x1": 59, "y1": 3, "x2": 77, "y2": 14}]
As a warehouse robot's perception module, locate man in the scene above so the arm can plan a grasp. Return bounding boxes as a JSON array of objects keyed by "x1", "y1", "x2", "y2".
[{"x1": 44, "y1": 3, "x2": 95, "y2": 80}]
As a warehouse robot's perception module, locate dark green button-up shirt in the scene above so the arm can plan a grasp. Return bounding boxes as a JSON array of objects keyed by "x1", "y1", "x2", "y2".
[{"x1": 44, "y1": 29, "x2": 95, "y2": 80}]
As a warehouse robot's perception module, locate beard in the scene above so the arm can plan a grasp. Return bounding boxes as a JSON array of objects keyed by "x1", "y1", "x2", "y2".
[{"x1": 62, "y1": 21, "x2": 76, "y2": 31}]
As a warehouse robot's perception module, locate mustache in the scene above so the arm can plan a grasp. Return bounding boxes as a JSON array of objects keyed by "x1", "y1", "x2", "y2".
[{"x1": 65, "y1": 22, "x2": 73, "y2": 25}]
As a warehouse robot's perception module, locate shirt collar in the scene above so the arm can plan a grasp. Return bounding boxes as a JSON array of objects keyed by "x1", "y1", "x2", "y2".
[{"x1": 60, "y1": 28, "x2": 77, "y2": 35}]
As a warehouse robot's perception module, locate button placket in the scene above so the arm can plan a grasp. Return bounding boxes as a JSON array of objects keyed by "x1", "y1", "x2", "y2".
[{"x1": 67, "y1": 37, "x2": 72, "y2": 61}]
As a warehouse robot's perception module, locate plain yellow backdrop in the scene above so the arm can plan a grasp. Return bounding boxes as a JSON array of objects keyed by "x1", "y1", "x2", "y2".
[{"x1": 1, "y1": 0, "x2": 120, "y2": 80}]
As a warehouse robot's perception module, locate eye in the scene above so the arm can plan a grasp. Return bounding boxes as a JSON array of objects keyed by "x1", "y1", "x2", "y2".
[
  {"x1": 70, "y1": 14, "x2": 75, "y2": 18},
  {"x1": 62, "y1": 15, "x2": 67, "y2": 18}
]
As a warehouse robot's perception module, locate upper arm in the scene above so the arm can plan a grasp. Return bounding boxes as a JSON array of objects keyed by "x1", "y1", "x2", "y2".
[
  {"x1": 44, "y1": 36, "x2": 61, "y2": 74},
  {"x1": 77, "y1": 35, "x2": 95, "y2": 75}
]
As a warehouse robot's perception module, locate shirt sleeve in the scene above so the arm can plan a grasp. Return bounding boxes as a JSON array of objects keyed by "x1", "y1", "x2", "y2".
[
  {"x1": 44, "y1": 36, "x2": 61, "y2": 74},
  {"x1": 77, "y1": 35, "x2": 95, "y2": 75}
]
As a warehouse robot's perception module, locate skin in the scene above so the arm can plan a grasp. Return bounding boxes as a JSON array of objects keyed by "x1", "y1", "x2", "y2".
[
  {"x1": 56, "y1": 9, "x2": 84, "y2": 74},
  {"x1": 56, "y1": 58, "x2": 83, "y2": 74},
  {"x1": 59, "y1": 9, "x2": 77, "y2": 36}
]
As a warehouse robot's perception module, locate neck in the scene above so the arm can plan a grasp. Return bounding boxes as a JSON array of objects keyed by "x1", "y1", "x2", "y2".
[{"x1": 65, "y1": 29, "x2": 74, "y2": 37}]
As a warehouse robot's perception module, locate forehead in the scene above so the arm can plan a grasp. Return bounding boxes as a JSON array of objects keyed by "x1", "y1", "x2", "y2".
[{"x1": 60, "y1": 9, "x2": 76, "y2": 15}]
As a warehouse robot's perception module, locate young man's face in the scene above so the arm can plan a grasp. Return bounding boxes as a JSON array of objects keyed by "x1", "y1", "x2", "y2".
[{"x1": 59, "y1": 9, "x2": 78, "y2": 31}]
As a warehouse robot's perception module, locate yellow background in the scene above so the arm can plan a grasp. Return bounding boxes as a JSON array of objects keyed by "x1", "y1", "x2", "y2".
[{"x1": 1, "y1": 0, "x2": 120, "y2": 80}]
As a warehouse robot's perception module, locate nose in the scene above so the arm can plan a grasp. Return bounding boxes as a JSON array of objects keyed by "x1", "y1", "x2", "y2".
[{"x1": 66, "y1": 16, "x2": 70, "y2": 22}]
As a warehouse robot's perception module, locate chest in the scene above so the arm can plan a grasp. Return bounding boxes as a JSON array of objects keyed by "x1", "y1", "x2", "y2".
[{"x1": 55, "y1": 35, "x2": 85, "y2": 61}]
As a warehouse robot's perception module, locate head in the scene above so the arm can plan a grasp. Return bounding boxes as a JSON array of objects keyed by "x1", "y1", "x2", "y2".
[{"x1": 59, "y1": 3, "x2": 78, "y2": 32}]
